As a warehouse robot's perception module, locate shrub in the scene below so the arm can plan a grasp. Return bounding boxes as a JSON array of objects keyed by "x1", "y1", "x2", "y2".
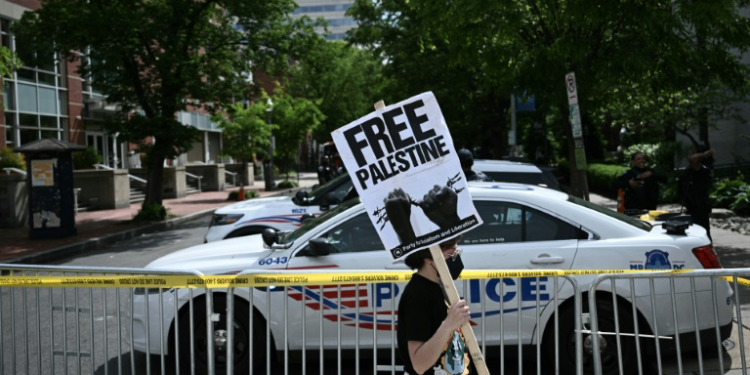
[
  {"x1": 73, "y1": 147, "x2": 103, "y2": 170},
  {"x1": 276, "y1": 180, "x2": 299, "y2": 189},
  {"x1": 711, "y1": 173, "x2": 750, "y2": 215},
  {"x1": 586, "y1": 163, "x2": 629, "y2": 193},
  {"x1": 135, "y1": 202, "x2": 168, "y2": 221},
  {"x1": 0, "y1": 146, "x2": 25, "y2": 170},
  {"x1": 227, "y1": 189, "x2": 259, "y2": 201},
  {"x1": 731, "y1": 188, "x2": 750, "y2": 216}
]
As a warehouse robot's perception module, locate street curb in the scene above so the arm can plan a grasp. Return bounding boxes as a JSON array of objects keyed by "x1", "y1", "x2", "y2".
[{"x1": 7, "y1": 208, "x2": 218, "y2": 265}]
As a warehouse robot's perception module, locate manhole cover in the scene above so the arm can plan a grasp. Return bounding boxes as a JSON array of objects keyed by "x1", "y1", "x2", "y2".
[{"x1": 723, "y1": 339, "x2": 735, "y2": 350}]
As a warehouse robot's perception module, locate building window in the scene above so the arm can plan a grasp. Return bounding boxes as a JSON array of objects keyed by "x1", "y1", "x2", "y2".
[{"x1": 2, "y1": 16, "x2": 68, "y2": 146}]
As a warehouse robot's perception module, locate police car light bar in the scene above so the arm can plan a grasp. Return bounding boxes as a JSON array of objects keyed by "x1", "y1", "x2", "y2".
[{"x1": 663, "y1": 216, "x2": 693, "y2": 235}]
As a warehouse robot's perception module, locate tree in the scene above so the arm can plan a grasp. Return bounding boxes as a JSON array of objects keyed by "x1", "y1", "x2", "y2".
[
  {"x1": 269, "y1": 88, "x2": 325, "y2": 178},
  {"x1": 285, "y1": 40, "x2": 388, "y2": 144},
  {"x1": 350, "y1": 0, "x2": 750, "y2": 198},
  {"x1": 0, "y1": 46, "x2": 21, "y2": 80},
  {"x1": 13, "y1": 0, "x2": 321, "y2": 218},
  {"x1": 212, "y1": 100, "x2": 276, "y2": 195}
]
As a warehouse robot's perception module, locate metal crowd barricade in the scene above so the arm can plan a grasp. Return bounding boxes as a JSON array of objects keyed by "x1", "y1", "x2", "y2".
[
  {"x1": 6, "y1": 265, "x2": 748, "y2": 375},
  {"x1": 0, "y1": 264, "x2": 206, "y2": 375},
  {"x1": 226, "y1": 270, "x2": 583, "y2": 375},
  {"x1": 589, "y1": 269, "x2": 750, "y2": 375}
]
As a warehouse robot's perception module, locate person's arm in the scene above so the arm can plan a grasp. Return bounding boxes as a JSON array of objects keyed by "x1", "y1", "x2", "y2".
[
  {"x1": 638, "y1": 169, "x2": 667, "y2": 183},
  {"x1": 690, "y1": 148, "x2": 715, "y2": 170},
  {"x1": 408, "y1": 299, "x2": 471, "y2": 374},
  {"x1": 613, "y1": 171, "x2": 640, "y2": 190}
]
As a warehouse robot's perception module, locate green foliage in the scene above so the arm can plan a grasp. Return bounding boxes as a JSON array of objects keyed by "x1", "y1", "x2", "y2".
[
  {"x1": 348, "y1": 0, "x2": 750, "y2": 175},
  {"x1": 711, "y1": 174, "x2": 750, "y2": 215},
  {"x1": 0, "y1": 46, "x2": 21, "y2": 81},
  {"x1": 72, "y1": 147, "x2": 103, "y2": 170},
  {"x1": 276, "y1": 180, "x2": 299, "y2": 189},
  {"x1": 13, "y1": 0, "x2": 321, "y2": 205},
  {"x1": 269, "y1": 87, "x2": 325, "y2": 169},
  {"x1": 286, "y1": 40, "x2": 389, "y2": 143},
  {"x1": 135, "y1": 202, "x2": 168, "y2": 221},
  {"x1": 586, "y1": 163, "x2": 629, "y2": 193},
  {"x1": 213, "y1": 98, "x2": 276, "y2": 163},
  {"x1": 623, "y1": 142, "x2": 685, "y2": 172},
  {"x1": 0, "y1": 147, "x2": 25, "y2": 170},
  {"x1": 732, "y1": 190, "x2": 750, "y2": 216},
  {"x1": 227, "y1": 189, "x2": 259, "y2": 201}
]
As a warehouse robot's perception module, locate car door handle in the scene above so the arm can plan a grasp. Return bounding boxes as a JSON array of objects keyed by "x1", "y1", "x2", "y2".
[{"x1": 531, "y1": 255, "x2": 564, "y2": 265}]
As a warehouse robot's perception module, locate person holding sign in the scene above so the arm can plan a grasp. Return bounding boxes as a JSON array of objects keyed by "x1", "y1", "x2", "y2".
[{"x1": 398, "y1": 236, "x2": 472, "y2": 375}]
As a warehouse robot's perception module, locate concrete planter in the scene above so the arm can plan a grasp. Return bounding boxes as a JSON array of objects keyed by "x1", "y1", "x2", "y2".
[
  {"x1": 129, "y1": 167, "x2": 187, "y2": 198},
  {"x1": 185, "y1": 164, "x2": 225, "y2": 191},
  {"x1": 74, "y1": 169, "x2": 130, "y2": 209},
  {"x1": 225, "y1": 163, "x2": 254, "y2": 186}
]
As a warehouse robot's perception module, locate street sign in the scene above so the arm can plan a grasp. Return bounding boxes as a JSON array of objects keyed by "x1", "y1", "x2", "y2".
[
  {"x1": 565, "y1": 72, "x2": 578, "y2": 106},
  {"x1": 569, "y1": 104, "x2": 582, "y2": 138}
]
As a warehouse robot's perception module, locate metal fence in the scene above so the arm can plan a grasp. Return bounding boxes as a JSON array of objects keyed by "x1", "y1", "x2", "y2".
[{"x1": 0, "y1": 265, "x2": 747, "y2": 375}]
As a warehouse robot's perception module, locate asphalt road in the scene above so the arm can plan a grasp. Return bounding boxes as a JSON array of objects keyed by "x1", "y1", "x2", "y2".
[{"x1": 2, "y1": 216, "x2": 749, "y2": 374}]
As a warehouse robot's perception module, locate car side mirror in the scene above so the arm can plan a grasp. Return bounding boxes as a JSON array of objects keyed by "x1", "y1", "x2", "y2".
[
  {"x1": 295, "y1": 190, "x2": 309, "y2": 205},
  {"x1": 300, "y1": 213, "x2": 316, "y2": 224},
  {"x1": 262, "y1": 228, "x2": 278, "y2": 247},
  {"x1": 307, "y1": 237, "x2": 331, "y2": 256}
]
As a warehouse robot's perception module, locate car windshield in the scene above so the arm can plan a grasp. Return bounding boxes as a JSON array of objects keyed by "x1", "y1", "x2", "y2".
[
  {"x1": 567, "y1": 195, "x2": 652, "y2": 231},
  {"x1": 279, "y1": 198, "x2": 361, "y2": 245},
  {"x1": 306, "y1": 173, "x2": 350, "y2": 202}
]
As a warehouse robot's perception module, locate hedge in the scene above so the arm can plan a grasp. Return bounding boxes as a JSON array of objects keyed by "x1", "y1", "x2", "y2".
[{"x1": 586, "y1": 163, "x2": 629, "y2": 195}]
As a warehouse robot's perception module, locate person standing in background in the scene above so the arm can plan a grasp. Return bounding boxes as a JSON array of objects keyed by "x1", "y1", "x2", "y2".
[
  {"x1": 683, "y1": 145, "x2": 715, "y2": 240},
  {"x1": 457, "y1": 149, "x2": 492, "y2": 182},
  {"x1": 612, "y1": 152, "x2": 667, "y2": 210}
]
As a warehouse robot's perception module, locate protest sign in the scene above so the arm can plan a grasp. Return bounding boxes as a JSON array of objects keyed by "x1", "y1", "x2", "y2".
[{"x1": 331, "y1": 92, "x2": 483, "y2": 260}]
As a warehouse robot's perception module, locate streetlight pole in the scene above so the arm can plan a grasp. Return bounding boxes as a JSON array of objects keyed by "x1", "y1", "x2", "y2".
[{"x1": 264, "y1": 98, "x2": 275, "y2": 191}]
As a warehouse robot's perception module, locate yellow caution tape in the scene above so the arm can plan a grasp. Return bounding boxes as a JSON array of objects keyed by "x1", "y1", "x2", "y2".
[{"x1": 0, "y1": 270, "x2": 747, "y2": 288}]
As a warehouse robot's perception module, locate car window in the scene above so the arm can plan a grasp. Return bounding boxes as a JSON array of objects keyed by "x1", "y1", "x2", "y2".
[
  {"x1": 321, "y1": 212, "x2": 382, "y2": 253},
  {"x1": 326, "y1": 178, "x2": 354, "y2": 203},
  {"x1": 461, "y1": 200, "x2": 583, "y2": 245},
  {"x1": 306, "y1": 173, "x2": 349, "y2": 202}
]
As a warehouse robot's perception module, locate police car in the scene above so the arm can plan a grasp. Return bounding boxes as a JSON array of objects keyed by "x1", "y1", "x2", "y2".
[
  {"x1": 132, "y1": 183, "x2": 732, "y2": 374},
  {"x1": 204, "y1": 172, "x2": 356, "y2": 242}
]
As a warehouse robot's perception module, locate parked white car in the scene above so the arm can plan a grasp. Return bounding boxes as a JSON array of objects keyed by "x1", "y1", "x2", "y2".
[
  {"x1": 133, "y1": 183, "x2": 732, "y2": 374},
  {"x1": 473, "y1": 159, "x2": 562, "y2": 191},
  {"x1": 204, "y1": 173, "x2": 356, "y2": 242},
  {"x1": 205, "y1": 160, "x2": 561, "y2": 243}
]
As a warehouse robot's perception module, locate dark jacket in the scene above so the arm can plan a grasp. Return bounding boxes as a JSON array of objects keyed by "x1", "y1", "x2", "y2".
[
  {"x1": 612, "y1": 167, "x2": 667, "y2": 210},
  {"x1": 465, "y1": 169, "x2": 492, "y2": 182}
]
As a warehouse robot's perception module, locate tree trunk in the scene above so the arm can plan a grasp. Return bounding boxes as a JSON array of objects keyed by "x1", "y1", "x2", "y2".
[
  {"x1": 144, "y1": 149, "x2": 166, "y2": 207},
  {"x1": 699, "y1": 107, "x2": 710, "y2": 147}
]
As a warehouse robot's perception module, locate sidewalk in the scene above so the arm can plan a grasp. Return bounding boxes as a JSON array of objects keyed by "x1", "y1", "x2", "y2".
[{"x1": 0, "y1": 173, "x2": 320, "y2": 264}]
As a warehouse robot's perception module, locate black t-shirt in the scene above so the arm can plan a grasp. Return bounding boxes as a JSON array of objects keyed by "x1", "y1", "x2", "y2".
[{"x1": 398, "y1": 273, "x2": 470, "y2": 375}]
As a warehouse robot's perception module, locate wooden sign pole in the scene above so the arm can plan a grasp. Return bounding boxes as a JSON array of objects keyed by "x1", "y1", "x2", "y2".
[{"x1": 429, "y1": 245, "x2": 490, "y2": 375}]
